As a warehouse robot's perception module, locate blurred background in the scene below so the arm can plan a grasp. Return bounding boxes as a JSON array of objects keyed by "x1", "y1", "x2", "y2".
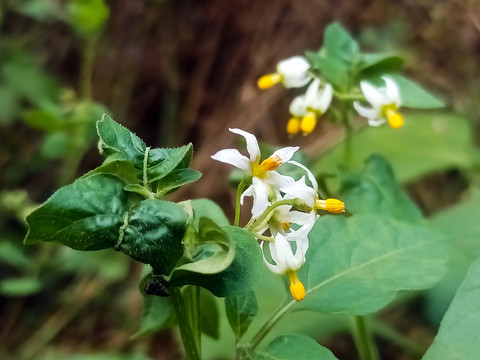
[{"x1": 1, "y1": 0, "x2": 479, "y2": 359}]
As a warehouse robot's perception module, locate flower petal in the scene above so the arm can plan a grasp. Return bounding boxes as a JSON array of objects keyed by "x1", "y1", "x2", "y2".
[
  {"x1": 211, "y1": 149, "x2": 251, "y2": 171},
  {"x1": 317, "y1": 83, "x2": 333, "y2": 113},
  {"x1": 264, "y1": 171, "x2": 295, "y2": 189},
  {"x1": 277, "y1": 56, "x2": 311, "y2": 88},
  {"x1": 353, "y1": 102, "x2": 381, "y2": 120},
  {"x1": 289, "y1": 95, "x2": 307, "y2": 117},
  {"x1": 382, "y1": 76, "x2": 401, "y2": 105},
  {"x1": 270, "y1": 146, "x2": 299, "y2": 164},
  {"x1": 250, "y1": 177, "x2": 271, "y2": 218},
  {"x1": 368, "y1": 118, "x2": 386, "y2": 127},
  {"x1": 261, "y1": 241, "x2": 282, "y2": 275},
  {"x1": 229, "y1": 128, "x2": 261, "y2": 163},
  {"x1": 360, "y1": 81, "x2": 387, "y2": 108},
  {"x1": 287, "y1": 160, "x2": 318, "y2": 193}
]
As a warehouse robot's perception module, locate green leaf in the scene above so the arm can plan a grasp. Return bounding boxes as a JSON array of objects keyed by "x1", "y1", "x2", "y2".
[
  {"x1": 254, "y1": 334, "x2": 338, "y2": 360},
  {"x1": 147, "y1": 144, "x2": 194, "y2": 183},
  {"x1": 356, "y1": 53, "x2": 403, "y2": 73},
  {"x1": 190, "y1": 199, "x2": 230, "y2": 229},
  {"x1": 424, "y1": 191, "x2": 480, "y2": 324},
  {"x1": 155, "y1": 168, "x2": 202, "y2": 196},
  {"x1": 169, "y1": 226, "x2": 262, "y2": 297},
  {"x1": 301, "y1": 215, "x2": 448, "y2": 315},
  {"x1": 23, "y1": 108, "x2": 63, "y2": 131},
  {"x1": 66, "y1": 0, "x2": 109, "y2": 38},
  {"x1": 225, "y1": 289, "x2": 258, "y2": 338},
  {"x1": 132, "y1": 294, "x2": 173, "y2": 339},
  {"x1": 199, "y1": 288, "x2": 220, "y2": 339},
  {"x1": 323, "y1": 22, "x2": 359, "y2": 62},
  {"x1": 306, "y1": 52, "x2": 348, "y2": 90},
  {"x1": 0, "y1": 277, "x2": 42, "y2": 296},
  {"x1": 0, "y1": 240, "x2": 32, "y2": 268},
  {"x1": 84, "y1": 160, "x2": 140, "y2": 186},
  {"x1": 423, "y1": 257, "x2": 480, "y2": 360},
  {"x1": 340, "y1": 155, "x2": 423, "y2": 223},
  {"x1": 119, "y1": 199, "x2": 187, "y2": 275},
  {"x1": 0, "y1": 86, "x2": 20, "y2": 125},
  {"x1": 312, "y1": 113, "x2": 480, "y2": 184},
  {"x1": 40, "y1": 132, "x2": 71, "y2": 159},
  {"x1": 24, "y1": 174, "x2": 128, "y2": 250}
]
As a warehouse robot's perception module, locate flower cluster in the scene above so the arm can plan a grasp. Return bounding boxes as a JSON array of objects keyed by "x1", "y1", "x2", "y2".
[{"x1": 212, "y1": 129, "x2": 345, "y2": 301}]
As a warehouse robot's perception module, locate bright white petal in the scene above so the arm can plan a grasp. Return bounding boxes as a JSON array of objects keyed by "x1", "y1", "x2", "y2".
[
  {"x1": 317, "y1": 83, "x2": 333, "y2": 113},
  {"x1": 287, "y1": 160, "x2": 318, "y2": 193},
  {"x1": 270, "y1": 146, "x2": 299, "y2": 164},
  {"x1": 229, "y1": 128, "x2": 261, "y2": 163},
  {"x1": 382, "y1": 76, "x2": 401, "y2": 105},
  {"x1": 280, "y1": 179, "x2": 316, "y2": 207},
  {"x1": 277, "y1": 56, "x2": 311, "y2": 88},
  {"x1": 305, "y1": 79, "x2": 322, "y2": 107},
  {"x1": 278, "y1": 210, "x2": 310, "y2": 225},
  {"x1": 360, "y1": 81, "x2": 387, "y2": 108},
  {"x1": 353, "y1": 102, "x2": 380, "y2": 120},
  {"x1": 250, "y1": 178, "x2": 271, "y2": 218},
  {"x1": 211, "y1": 149, "x2": 251, "y2": 171},
  {"x1": 264, "y1": 171, "x2": 295, "y2": 189},
  {"x1": 262, "y1": 241, "x2": 282, "y2": 275},
  {"x1": 289, "y1": 95, "x2": 307, "y2": 117},
  {"x1": 240, "y1": 184, "x2": 255, "y2": 205},
  {"x1": 368, "y1": 118, "x2": 386, "y2": 127},
  {"x1": 285, "y1": 211, "x2": 316, "y2": 242}
]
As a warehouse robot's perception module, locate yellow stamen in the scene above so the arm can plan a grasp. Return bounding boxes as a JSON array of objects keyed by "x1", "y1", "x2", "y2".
[
  {"x1": 257, "y1": 73, "x2": 282, "y2": 89},
  {"x1": 386, "y1": 108, "x2": 403, "y2": 129},
  {"x1": 287, "y1": 271, "x2": 305, "y2": 301},
  {"x1": 315, "y1": 198, "x2": 345, "y2": 213},
  {"x1": 300, "y1": 112, "x2": 317, "y2": 136},
  {"x1": 286, "y1": 117, "x2": 301, "y2": 135},
  {"x1": 282, "y1": 222, "x2": 291, "y2": 231},
  {"x1": 259, "y1": 155, "x2": 283, "y2": 172}
]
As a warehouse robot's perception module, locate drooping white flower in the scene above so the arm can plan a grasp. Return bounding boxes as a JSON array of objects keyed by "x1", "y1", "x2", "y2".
[
  {"x1": 354, "y1": 76, "x2": 403, "y2": 129},
  {"x1": 282, "y1": 161, "x2": 345, "y2": 214},
  {"x1": 262, "y1": 233, "x2": 309, "y2": 301},
  {"x1": 211, "y1": 128, "x2": 298, "y2": 218},
  {"x1": 286, "y1": 79, "x2": 333, "y2": 136},
  {"x1": 258, "y1": 56, "x2": 312, "y2": 90}
]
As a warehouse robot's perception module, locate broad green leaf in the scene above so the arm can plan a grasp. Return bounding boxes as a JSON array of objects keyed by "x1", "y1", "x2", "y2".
[
  {"x1": 300, "y1": 215, "x2": 447, "y2": 315},
  {"x1": 191, "y1": 199, "x2": 230, "y2": 229},
  {"x1": 254, "y1": 334, "x2": 338, "y2": 360},
  {"x1": 0, "y1": 277, "x2": 42, "y2": 296},
  {"x1": 132, "y1": 294, "x2": 172, "y2": 339},
  {"x1": 119, "y1": 199, "x2": 187, "y2": 275},
  {"x1": 155, "y1": 168, "x2": 202, "y2": 196},
  {"x1": 147, "y1": 144, "x2": 194, "y2": 183},
  {"x1": 306, "y1": 52, "x2": 348, "y2": 90},
  {"x1": 23, "y1": 108, "x2": 63, "y2": 131},
  {"x1": 0, "y1": 240, "x2": 32, "y2": 268},
  {"x1": 84, "y1": 160, "x2": 140, "y2": 186},
  {"x1": 425, "y1": 191, "x2": 480, "y2": 324},
  {"x1": 356, "y1": 53, "x2": 403, "y2": 73},
  {"x1": 41, "y1": 132, "x2": 71, "y2": 159},
  {"x1": 24, "y1": 174, "x2": 128, "y2": 250},
  {"x1": 423, "y1": 257, "x2": 480, "y2": 360},
  {"x1": 169, "y1": 226, "x2": 262, "y2": 297},
  {"x1": 225, "y1": 289, "x2": 258, "y2": 338},
  {"x1": 323, "y1": 22, "x2": 359, "y2": 62},
  {"x1": 67, "y1": 0, "x2": 109, "y2": 38},
  {"x1": 340, "y1": 155, "x2": 423, "y2": 223},
  {"x1": 312, "y1": 113, "x2": 480, "y2": 184}
]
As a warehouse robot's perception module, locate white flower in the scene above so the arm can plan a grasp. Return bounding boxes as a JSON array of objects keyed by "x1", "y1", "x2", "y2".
[
  {"x1": 211, "y1": 128, "x2": 298, "y2": 218},
  {"x1": 354, "y1": 76, "x2": 404, "y2": 129},
  {"x1": 286, "y1": 80, "x2": 333, "y2": 136},
  {"x1": 262, "y1": 233, "x2": 309, "y2": 301},
  {"x1": 282, "y1": 161, "x2": 345, "y2": 214},
  {"x1": 258, "y1": 56, "x2": 312, "y2": 89}
]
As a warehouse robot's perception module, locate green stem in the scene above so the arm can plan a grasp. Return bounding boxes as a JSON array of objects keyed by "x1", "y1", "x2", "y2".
[
  {"x1": 250, "y1": 298, "x2": 296, "y2": 350},
  {"x1": 342, "y1": 103, "x2": 353, "y2": 169},
  {"x1": 80, "y1": 39, "x2": 97, "y2": 101},
  {"x1": 248, "y1": 199, "x2": 308, "y2": 232},
  {"x1": 353, "y1": 316, "x2": 378, "y2": 360},
  {"x1": 234, "y1": 178, "x2": 250, "y2": 227},
  {"x1": 170, "y1": 287, "x2": 201, "y2": 360}
]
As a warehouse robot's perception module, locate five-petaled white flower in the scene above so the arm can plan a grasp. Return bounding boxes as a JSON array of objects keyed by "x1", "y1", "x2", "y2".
[
  {"x1": 354, "y1": 76, "x2": 404, "y2": 129},
  {"x1": 211, "y1": 128, "x2": 298, "y2": 218},
  {"x1": 257, "y1": 56, "x2": 312, "y2": 90},
  {"x1": 286, "y1": 79, "x2": 333, "y2": 136},
  {"x1": 262, "y1": 233, "x2": 309, "y2": 301}
]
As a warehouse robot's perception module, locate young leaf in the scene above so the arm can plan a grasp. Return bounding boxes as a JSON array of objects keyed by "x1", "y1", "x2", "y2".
[
  {"x1": 423, "y1": 257, "x2": 480, "y2": 360},
  {"x1": 147, "y1": 145, "x2": 194, "y2": 183},
  {"x1": 132, "y1": 294, "x2": 173, "y2": 339},
  {"x1": 323, "y1": 22, "x2": 359, "y2": 62},
  {"x1": 306, "y1": 52, "x2": 349, "y2": 90},
  {"x1": 300, "y1": 215, "x2": 448, "y2": 315},
  {"x1": 168, "y1": 226, "x2": 262, "y2": 297},
  {"x1": 0, "y1": 277, "x2": 42, "y2": 296},
  {"x1": 84, "y1": 159, "x2": 140, "y2": 186},
  {"x1": 225, "y1": 289, "x2": 258, "y2": 338},
  {"x1": 119, "y1": 199, "x2": 187, "y2": 276},
  {"x1": 155, "y1": 168, "x2": 202, "y2": 196},
  {"x1": 340, "y1": 155, "x2": 423, "y2": 223},
  {"x1": 24, "y1": 174, "x2": 128, "y2": 250},
  {"x1": 253, "y1": 334, "x2": 338, "y2": 360}
]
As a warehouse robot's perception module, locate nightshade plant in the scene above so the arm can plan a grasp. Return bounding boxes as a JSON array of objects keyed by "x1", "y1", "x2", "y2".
[{"x1": 24, "y1": 22, "x2": 480, "y2": 360}]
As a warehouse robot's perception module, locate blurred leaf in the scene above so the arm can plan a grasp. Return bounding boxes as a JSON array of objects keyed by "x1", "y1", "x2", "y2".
[
  {"x1": 24, "y1": 174, "x2": 128, "y2": 250},
  {"x1": 356, "y1": 53, "x2": 403, "y2": 73},
  {"x1": 169, "y1": 226, "x2": 262, "y2": 297},
  {"x1": 0, "y1": 277, "x2": 42, "y2": 296},
  {"x1": 307, "y1": 52, "x2": 348, "y2": 90},
  {"x1": 199, "y1": 288, "x2": 220, "y2": 339},
  {"x1": 423, "y1": 257, "x2": 480, "y2": 360},
  {"x1": 120, "y1": 199, "x2": 187, "y2": 275},
  {"x1": 56, "y1": 354, "x2": 151, "y2": 360},
  {"x1": 253, "y1": 334, "x2": 338, "y2": 360},
  {"x1": 0, "y1": 240, "x2": 32, "y2": 269},
  {"x1": 40, "y1": 132, "x2": 71, "y2": 159},
  {"x1": 66, "y1": 0, "x2": 109, "y2": 38},
  {"x1": 323, "y1": 22, "x2": 359, "y2": 63},
  {"x1": 15, "y1": 0, "x2": 59, "y2": 21},
  {"x1": 191, "y1": 199, "x2": 230, "y2": 229},
  {"x1": 156, "y1": 168, "x2": 202, "y2": 196},
  {"x1": 340, "y1": 155, "x2": 423, "y2": 223},
  {"x1": 132, "y1": 294, "x2": 172, "y2": 339},
  {"x1": 425, "y1": 191, "x2": 480, "y2": 324},
  {"x1": 0, "y1": 86, "x2": 19, "y2": 125},
  {"x1": 312, "y1": 113, "x2": 480, "y2": 185},
  {"x1": 23, "y1": 108, "x2": 63, "y2": 131},
  {"x1": 301, "y1": 215, "x2": 447, "y2": 315},
  {"x1": 225, "y1": 289, "x2": 258, "y2": 338}
]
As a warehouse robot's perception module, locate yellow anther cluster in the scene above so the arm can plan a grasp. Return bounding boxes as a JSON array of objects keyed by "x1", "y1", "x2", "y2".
[
  {"x1": 259, "y1": 155, "x2": 283, "y2": 171},
  {"x1": 287, "y1": 271, "x2": 305, "y2": 301},
  {"x1": 282, "y1": 222, "x2": 291, "y2": 231},
  {"x1": 257, "y1": 73, "x2": 282, "y2": 90},
  {"x1": 287, "y1": 118, "x2": 301, "y2": 135},
  {"x1": 315, "y1": 198, "x2": 345, "y2": 213},
  {"x1": 300, "y1": 113, "x2": 317, "y2": 136}
]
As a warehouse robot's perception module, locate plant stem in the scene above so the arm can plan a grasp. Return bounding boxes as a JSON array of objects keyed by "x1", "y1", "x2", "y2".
[
  {"x1": 234, "y1": 178, "x2": 249, "y2": 226},
  {"x1": 250, "y1": 298, "x2": 296, "y2": 350},
  {"x1": 353, "y1": 316, "x2": 379, "y2": 360},
  {"x1": 342, "y1": 104, "x2": 353, "y2": 169},
  {"x1": 170, "y1": 287, "x2": 201, "y2": 360},
  {"x1": 80, "y1": 39, "x2": 97, "y2": 101},
  {"x1": 248, "y1": 199, "x2": 307, "y2": 232}
]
